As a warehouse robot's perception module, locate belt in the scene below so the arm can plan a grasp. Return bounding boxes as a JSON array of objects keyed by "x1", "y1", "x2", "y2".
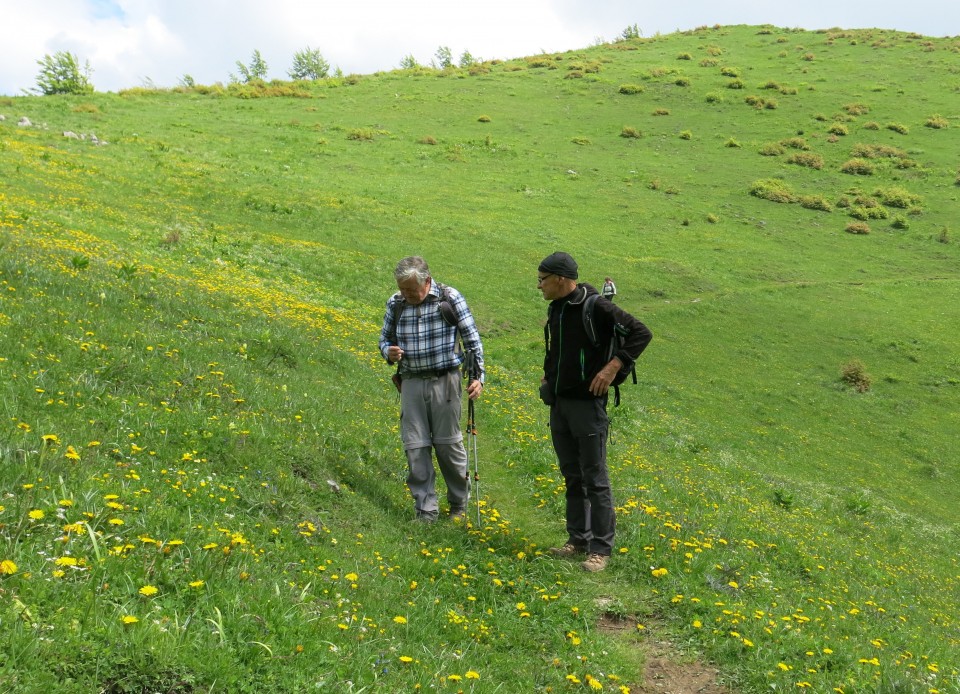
[{"x1": 403, "y1": 366, "x2": 459, "y2": 379}]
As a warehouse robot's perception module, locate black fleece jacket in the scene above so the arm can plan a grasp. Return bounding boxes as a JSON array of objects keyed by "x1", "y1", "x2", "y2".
[{"x1": 543, "y1": 283, "x2": 653, "y2": 400}]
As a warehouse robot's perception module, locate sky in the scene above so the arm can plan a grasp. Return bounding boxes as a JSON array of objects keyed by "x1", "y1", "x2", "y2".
[{"x1": 2, "y1": 0, "x2": 959, "y2": 96}]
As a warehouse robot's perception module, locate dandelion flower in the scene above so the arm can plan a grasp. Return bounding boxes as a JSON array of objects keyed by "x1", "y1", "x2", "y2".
[
  {"x1": 399, "y1": 655, "x2": 413, "y2": 663},
  {"x1": 393, "y1": 616, "x2": 407, "y2": 624},
  {"x1": 189, "y1": 580, "x2": 205, "y2": 588},
  {"x1": 651, "y1": 567, "x2": 668, "y2": 578},
  {"x1": 0, "y1": 559, "x2": 18, "y2": 575},
  {"x1": 139, "y1": 585, "x2": 159, "y2": 596},
  {"x1": 28, "y1": 509, "x2": 45, "y2": 520},
  {"x1": 465, "y1": 671, "x2": 480, "y2": 679},
  {"x1": 121, "y1": 615, "x2": 139, "y2": 625}
]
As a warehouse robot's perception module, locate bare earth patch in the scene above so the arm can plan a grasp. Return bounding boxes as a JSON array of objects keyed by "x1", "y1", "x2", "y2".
[{"x1": 598, "y1": 611, "x2": 733, "y2": 694}]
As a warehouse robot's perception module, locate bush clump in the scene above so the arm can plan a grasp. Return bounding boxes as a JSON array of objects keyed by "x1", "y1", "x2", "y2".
[
  {"x1": 886, "y1": 122, "x2": 909, "y2": 134},
  {"x1": 845, "y1": 221, "x2": 871, "y2": 235},
  {"x1": 841, "y1": 158, "x2": 875, "y2": 175},
  {"x1": 750, "y1": 179, "x2": 794, "y2": 203},
  {"x1": 798, "y1": 195, "x2": 833, "y2": 211},
  {"x1": 828, "y1": 123, "x2": 849, "y2": 136},
  {"x1": 759, "y1": 142, "x2": 785, "y2": 156},
  {"x1": 841, "y1": 360, "x2": 872, "y2": 391},
  {"x1": 873, "y1": 186, "x2": 922, "y2": 209},
  {"x1": 788, "y1": 152, "x2": 824, "y2": 169},
  {"x1": 925, "y1": 114, "x2": 949, "y2": 129},
  {"x1": 620, "y1": 126, "x2": 643, "y2": 139},
  {"x1": 618, "y1": 84, "x2": 645, "y2": 95}
]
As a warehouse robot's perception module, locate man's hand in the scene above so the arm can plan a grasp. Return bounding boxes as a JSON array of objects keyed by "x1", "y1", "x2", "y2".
[
  {"x1": 467, "y1": 379, "x2": 483, "y2": 400},
  {"x1": 589, "y1": 357, "x2": 623, "y2": 396},
  {"x1": 387, "y1": 346, "x2": 404, "y2": 364}
]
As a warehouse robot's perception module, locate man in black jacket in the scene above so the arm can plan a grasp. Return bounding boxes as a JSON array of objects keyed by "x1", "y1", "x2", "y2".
[{"x1": 538, "y1": 251, "x2": 653, "y2": 572}]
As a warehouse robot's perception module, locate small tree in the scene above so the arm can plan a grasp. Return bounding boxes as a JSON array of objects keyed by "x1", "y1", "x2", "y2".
[
  {"x1": 234, "y1": 49, "x2": 268, "y2": 83},
  {"x1": 289, "y1": 46, "x2": 330, "y2": 80},
  {"x1": 434, "y1": 46, "x2": 453, "y2": 69},
  {"x1": 620, "y1": 23, "x2": 642, "y2": 40},
  {"x1": 399, "y1": 54, "x2": 421, "y2": 70},
  {"x1": 34, "y1": 51, "x2": 94, "y2": 95},
  {"x1": 458, "y1": 50, "x2": 476, "y2": 68}
]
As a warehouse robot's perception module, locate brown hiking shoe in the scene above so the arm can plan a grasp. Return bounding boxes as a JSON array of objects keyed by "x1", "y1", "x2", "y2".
[
  {"x1": 581, "y1": 553, "x2": 609, "y2": 573},
  {"x1": 549, "y1": 542, "x2": 586, "y2": 558}
]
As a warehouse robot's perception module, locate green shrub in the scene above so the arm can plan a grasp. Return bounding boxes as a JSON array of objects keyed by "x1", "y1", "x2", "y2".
[
  {"x1": 764, "y1": 98, "x2": 779, "y2": 109},
  {"x1": 780, "y1": 86, "x2": 799, "y2": 95},
  {"x1": 745, "y1": 95, "x2": 764, "y2": 108},
  {"x1": 925, "y1": 114, "x2": 949, "y2": 129},
  {"x1": 873, "y1": 186, "x2": 922, "y2": 208},
  {"x1": 675, "y1": 77, "x2": 691, "y2": 87},
  {"x1": 845, "y1": 221, "x2": 871, "y2": 235},
  {"x1": 477, "y1": 114, "x2": 491, "y2": 122},
  {"x1": 620, "y1": 126, "x2": 643, "y2": 138},
  {"x1": 762, "y1": 80, "x2": 781, "y2": 90},
  {"x1": 828, "y1": 122, "x2": 849, "y2": 136},
  {"x1": 798, "y1": 195, "x2": 833, "y2": 211},
  {"x1": 571, "y1": 136, "x2": 591, "y2": 145},
  {"x1": 720, "y1": 66, "x2": 741, "y2": 77},
  {"x1": 750, "y1": 179, "x2": 794, "y2": 203},
  {"x1": 759, "y1": 142, "x2": 785, "y2": 156},
  {"x1": 840, "y1": 360, "x2": 872, "y2": 391},
  {"x1": 727, "y1": 78, "x2": 745, "y2": 89},
  {"x1": 677, "y1": 52, "x2": 693, "y2": 60},
  {"x1": 699, "y1": 58, "x2": 720, "y2": 67},
  {"x1": 886, "y1": 122, "x2": 909, "y2": 134},
  {"x1": 652, "y1": 108, "x2": 671, "y2": 116},
  {"x1": 564, "y1": 71, "x2": 584, "y2": 79},
  {"x1": 862, "y1": 121, "x2": 880, "y2": 130},
  {"x1": 707, "y1": 213, "x2": 719, "y2": 223},
  {"x1": 526, "y1": 57, "x2": 555, "y2": 69},
  {"x1": 725, "y1": 138, "x2": 741, "y2": 148},
  {"x1": 850, "y1": 143, "x2": 906, "y2": 159},
  {"x1": 891, "y1": 215, "x2": 910, "y2": 229},
  {"x1": 781, "y1": 137, "x2": 809, "y2": 150},
  {"x1": 788, "y1": 152, "x2": 824, "y2": 169},
  {"x1": 346, "y1": 128, "x2": 375, "y2": 141},
  {"x1": 418, "y1": 135, "x2": 437, "y2": 145},
  {"x1": 618, "y1": 83, "x2": 645, "y2": 95},
  {"x1": 705, "y1": 91, "x2": 724, "y2": 103},
  {"x1": 849, "y1": 205, "x2": 888, "y2": 220},
  {"x1": 841, "y1": 158, "x2": 875, "y2": 175},
  {"x1": 843, "y1": 102, "x2": 870, "y2": 115},
  {"x1": 679, "y1": 130, "x2": 693, "y2": 140}
]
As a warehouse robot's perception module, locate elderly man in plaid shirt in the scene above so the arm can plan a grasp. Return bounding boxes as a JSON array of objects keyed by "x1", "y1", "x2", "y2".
[{"x1": 379, "y1": 256, "x2": 485, "y2": 522}]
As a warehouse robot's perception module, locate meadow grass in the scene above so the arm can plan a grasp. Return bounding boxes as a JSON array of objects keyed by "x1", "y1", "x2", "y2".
[{"x1": 2, "y1": 24, "x2": 959, "y2": 693}]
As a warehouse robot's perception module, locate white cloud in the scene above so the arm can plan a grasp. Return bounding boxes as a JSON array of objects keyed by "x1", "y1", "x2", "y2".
[{"x1": 1, "y1": 0, "x2": 958, "y2": 95}]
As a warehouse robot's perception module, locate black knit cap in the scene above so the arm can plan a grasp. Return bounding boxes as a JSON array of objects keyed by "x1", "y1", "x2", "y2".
[{"x1": 538, "y1": 251, "x2": 578, "y2": 280}]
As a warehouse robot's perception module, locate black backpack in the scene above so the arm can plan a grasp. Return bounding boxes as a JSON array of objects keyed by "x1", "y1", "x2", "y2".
[{"x1": 547, "y1": 293, "x2": 637, "y2": 406}]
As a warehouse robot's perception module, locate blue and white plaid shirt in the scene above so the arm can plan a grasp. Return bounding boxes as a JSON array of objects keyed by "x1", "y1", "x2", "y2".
[{"x1": 379, "y1": 282, "x2": 484, "y2": 382}]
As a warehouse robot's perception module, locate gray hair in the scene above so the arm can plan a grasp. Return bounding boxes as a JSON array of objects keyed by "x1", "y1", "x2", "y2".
[{"x1": 394, "y1": 256, "x2": 430, "y2": 285}]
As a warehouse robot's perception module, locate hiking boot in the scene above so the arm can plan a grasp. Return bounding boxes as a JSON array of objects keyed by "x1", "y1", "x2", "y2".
[
  {"x1": 414, "y1": 512, "x2": 437, "y2": 524},
  {"x1": 549, "y1": 542, "x2": 587, "y2": 558},
  {"x1": 448, "y1": 507, "x2": 466, "y2": 520},
  {"x1": 581, "y1": 553, "x2": 609, "y2": 573}
]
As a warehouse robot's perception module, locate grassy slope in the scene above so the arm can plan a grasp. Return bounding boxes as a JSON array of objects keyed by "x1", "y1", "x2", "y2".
[{"x1": 2, "y1": 25, "x2": 959, "y2": 693}]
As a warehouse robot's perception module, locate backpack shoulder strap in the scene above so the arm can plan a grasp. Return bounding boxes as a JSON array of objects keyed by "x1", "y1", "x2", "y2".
[
  {"x1": 581, "y1": 293, "x2": 600, "y2": 347},
  {"x1": 434, "y1": 281, "x2": 458, "y2": 327}
]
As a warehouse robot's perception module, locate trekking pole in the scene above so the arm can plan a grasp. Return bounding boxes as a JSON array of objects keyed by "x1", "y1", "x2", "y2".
[{"x1": 464, "y1": 350, "x2": 481, "y2": 526}]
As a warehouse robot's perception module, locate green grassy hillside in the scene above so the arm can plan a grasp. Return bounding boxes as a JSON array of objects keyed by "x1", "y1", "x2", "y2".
[{"x1": 2, "y1": 24, "x2": 959, "y2": 693}]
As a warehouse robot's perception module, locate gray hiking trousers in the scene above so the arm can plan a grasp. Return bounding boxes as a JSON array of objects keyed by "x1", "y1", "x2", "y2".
[{"x1": 399, "y1": 369, "x2": 469, "y2": 520}]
